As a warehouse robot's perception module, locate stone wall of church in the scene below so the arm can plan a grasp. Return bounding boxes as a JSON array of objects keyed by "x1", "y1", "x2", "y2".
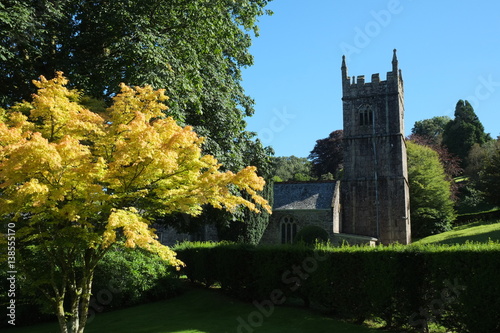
[{"x1": 260, "y1": 210, "x2": 334, "y2": 245}]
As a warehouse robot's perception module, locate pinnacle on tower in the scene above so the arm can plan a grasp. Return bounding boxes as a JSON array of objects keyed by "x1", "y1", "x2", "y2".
[
  {"x1": 392, "y1": 49, "x2": 398, "y2": 73},
  {"x1": 341, "y1": 55, "x2": 348, "y2": 81}
]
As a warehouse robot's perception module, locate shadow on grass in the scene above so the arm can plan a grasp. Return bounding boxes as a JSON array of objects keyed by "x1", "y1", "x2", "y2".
[{"x1": 5, "y1": 286, "x2": 379, "y2": 333}]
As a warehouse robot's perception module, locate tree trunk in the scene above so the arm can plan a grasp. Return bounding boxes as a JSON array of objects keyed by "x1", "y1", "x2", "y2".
[
  {"x1": 69, "y1": 291, "x2": 81, "y2": 333},
  {"x1": 56, "y1": 298, "x2": 69, "y2": 333},
  {"x1": 77, "y1": 270, "x2": 95, "y2": 333}
]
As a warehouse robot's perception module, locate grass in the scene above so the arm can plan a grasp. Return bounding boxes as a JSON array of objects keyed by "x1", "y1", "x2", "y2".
[
  {"x1": 6, "y1": 287, "x2": 379, "y2": 333},
  {"x1": 413, "y1": 219, "x2": 500, "y2": 245}
]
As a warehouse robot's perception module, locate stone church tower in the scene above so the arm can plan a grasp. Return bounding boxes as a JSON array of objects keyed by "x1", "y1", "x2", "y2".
[{"x1": 340, "y1": 50, "x2": 411, "y2": 244}]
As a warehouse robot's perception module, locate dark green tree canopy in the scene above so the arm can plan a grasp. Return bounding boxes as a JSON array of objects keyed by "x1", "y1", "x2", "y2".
[
  {"x1": 442, "y1": 100, "x2": 491, "y2": 167},
  {"x1": 308, "y1": 130, "x2": 344, "y2": 179},
  {"x1": 0, "y1": 0, "x2": 273, "y2": 171},
  {"x1": 411, "y1": 116, "x2": 451, "y2": 146},
  {"x1": 407, "y1": 141, "x2": 456, "y2": 238},
  {"x1": 476, "y1": 138, "x2": 500, "y2": 207}
]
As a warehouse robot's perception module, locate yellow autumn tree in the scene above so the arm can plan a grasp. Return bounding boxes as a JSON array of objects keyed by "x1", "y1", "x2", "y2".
[{"x1": 0, "y1": 73, "x2": 271, "y2": 333}]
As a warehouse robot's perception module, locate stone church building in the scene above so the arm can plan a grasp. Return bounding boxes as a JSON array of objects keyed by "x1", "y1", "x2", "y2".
[
  {"x1": 158, "y1": 50, "x2": 411, "y2": 246},
  {"x1": 261, "y1": 50, "x2": 411, "y2": 245}
]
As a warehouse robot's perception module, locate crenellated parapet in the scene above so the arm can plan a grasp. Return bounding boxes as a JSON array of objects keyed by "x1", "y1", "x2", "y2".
[{"x1": 341, "y1": 49, "x2": 403, "y2": 100}]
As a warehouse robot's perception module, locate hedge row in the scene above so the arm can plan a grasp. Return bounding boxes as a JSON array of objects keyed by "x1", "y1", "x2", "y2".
[
  {"x1": 175, "y1": 242, "x2": 500, "y2": 333},
  {"x1": 454, "y1": 209, "x2": 500, "y2": 225}
]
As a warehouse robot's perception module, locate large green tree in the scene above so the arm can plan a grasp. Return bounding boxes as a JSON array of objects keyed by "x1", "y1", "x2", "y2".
[
  {"x1": 0, "y1": 0, "x2": 273, "y2": 166},
  {"x1": 407, "y1": 141, "x2": 456, "y2": 238},
  {"x1": 0, "y1": 0, "x2": 275, "y2": 241},
  {"x1": 442, "y1": 100, "x2": 491, "y2": 167},
  {"x1": 411, "y1": 116, "x2": 451, "y2": 146}
]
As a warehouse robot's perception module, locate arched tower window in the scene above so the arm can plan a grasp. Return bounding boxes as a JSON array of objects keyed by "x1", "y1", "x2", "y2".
[
  {"x1": 281, "y1": 216, "x2": 297, "y2": 244},
  {"x1": 359, "y1": 105, "x2": 373, "y2": 126}
]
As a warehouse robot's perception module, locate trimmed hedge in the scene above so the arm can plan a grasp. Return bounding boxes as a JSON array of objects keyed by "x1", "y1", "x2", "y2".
[
  {"x1": 175, "y1": 241, "x2": 500, "y2": 332},
  {"x1": 454, "y1": 209, "x2": 500, "y2": 225}
]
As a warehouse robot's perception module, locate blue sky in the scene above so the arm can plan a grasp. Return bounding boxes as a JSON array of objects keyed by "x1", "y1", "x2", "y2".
[{"x1": 242, "y1": 0, "x2": 500, "y2": 158}]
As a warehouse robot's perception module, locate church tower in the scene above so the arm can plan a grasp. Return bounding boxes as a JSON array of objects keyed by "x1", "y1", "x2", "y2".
[{"x1": 340, "y1": 50, "x2": 411, "y2": 244}]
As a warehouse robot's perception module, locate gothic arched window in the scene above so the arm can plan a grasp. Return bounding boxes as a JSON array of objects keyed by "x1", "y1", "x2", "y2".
[
  {"x1": 281, "y1": 216, "x2": 297, "y2": 244},
  {"x1": 359, "y1": 105, "x2": 373, "y2": 126}
]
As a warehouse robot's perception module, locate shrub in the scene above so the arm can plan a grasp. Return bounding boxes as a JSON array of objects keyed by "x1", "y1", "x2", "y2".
[
  {"x1": 294, "y1": 225, "x2": 329, "y2": 245},
  {"x1": 0, "y1": 246, "x2": 181, "y2": 328},
  {"x1": 92, "y1": 246, "x2": 182, "y2": 310}
]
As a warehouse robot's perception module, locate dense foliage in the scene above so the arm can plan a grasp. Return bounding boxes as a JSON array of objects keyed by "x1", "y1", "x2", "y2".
[
  {"x1": 480, "y1": 139, "x2": 500, "y2": 206},
  {"x1": 408, "y1": 134, "x2": 463, "y2": 180},
  {"x1": 92, "y1": 247, "x2": 182, "y2": 309},
  {"x1": 176, "y1": 242, "x2": 500, "y2": 333},
  {"x1": 0, "y1": 74, "x2": 270, "y2": 333},
  {"x1": 0, "y1": 0, "x2": 275, "y2": 243},
  {"x1": 442, "y1": 100, "x2": 491, "y2": 168},
  {"x1": 308, "y1": 130, "x2": 344, "y2": 179},
  {"x1": 293, "y1": 225, "x2": 329, "y2": 245},
  {"x1": 0, "y1": 247, "x2": 181, "y2": 328},
  {"x1": 407, "y1": 141, "x2": 456, "y2": 238},
  {"x1": 272, "y1": 156, "x2": 314, "y2": 182},
  {"x1": 411, "y1": 116, "x2": 451, "y2": 146}
]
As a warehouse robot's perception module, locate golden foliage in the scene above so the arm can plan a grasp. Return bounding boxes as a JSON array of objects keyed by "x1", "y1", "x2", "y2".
[{"x1": 0, "y1": 72, "x2": 270, "y2": 267}]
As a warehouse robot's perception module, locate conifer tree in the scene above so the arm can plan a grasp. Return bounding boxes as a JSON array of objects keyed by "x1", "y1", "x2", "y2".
[{"x1": 442, "y1": 100, "x2": 491, "y2": 167}]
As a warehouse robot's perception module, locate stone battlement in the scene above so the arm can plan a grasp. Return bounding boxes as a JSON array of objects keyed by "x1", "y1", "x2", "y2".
[
  {"x1": 341, "y1": 49, "x2": 403, "y2": 98},
  {"x1": 344, "y1": 71, "x2": 400, "y2": 86}
]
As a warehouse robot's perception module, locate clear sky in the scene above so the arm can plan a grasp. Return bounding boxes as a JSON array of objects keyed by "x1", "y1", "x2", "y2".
[{"x1": 242, "y1": 0, "x2": 500, "y2": 158}]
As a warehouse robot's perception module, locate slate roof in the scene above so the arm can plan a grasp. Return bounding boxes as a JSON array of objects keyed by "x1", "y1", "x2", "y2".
[{"x1": 273, "y1": 181, "x2": 337, "y2": 210}]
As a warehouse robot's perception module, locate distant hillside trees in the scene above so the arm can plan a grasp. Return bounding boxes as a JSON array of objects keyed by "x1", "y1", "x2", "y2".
[
  {"x1": 407, "y1": 141, "x2": 456, "y2": 238},
  {"x1": 272, "y1": 156, "x2": 314, "y2": 182},
  {"x1": 464, "y1": 138, "x2": 500, "y2": 208},
  {"x1": 481, "y1": 138, "x2": 500, "y2": 206}
]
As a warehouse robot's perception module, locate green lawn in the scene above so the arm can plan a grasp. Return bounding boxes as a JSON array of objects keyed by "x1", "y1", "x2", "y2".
[
  {"x1": 413, "y1": 220, "x2": 500, "y2": 245},
  {"x1": 6, "y1": 287, "x2": 379, "y2": 333}
]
